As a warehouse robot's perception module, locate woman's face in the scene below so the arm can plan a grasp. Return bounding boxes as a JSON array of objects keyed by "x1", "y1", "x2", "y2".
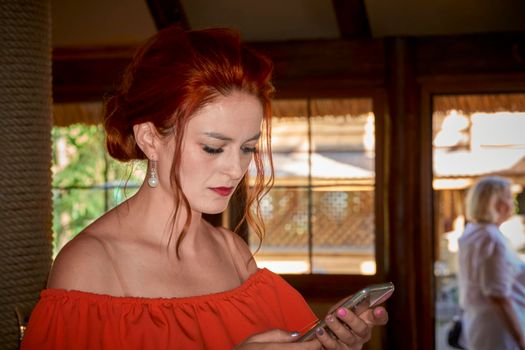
[{"x1": 177, "y1": 90, "x2": 263, "y2": 214}]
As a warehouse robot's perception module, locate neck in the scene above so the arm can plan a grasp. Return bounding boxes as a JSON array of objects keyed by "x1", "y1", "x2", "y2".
[
  {"x1": 495, "y1": 218, "x2": 506, "y2": 226},
  {"x1": 116, "y1": 182, "x2": 203, "y2": 251}
]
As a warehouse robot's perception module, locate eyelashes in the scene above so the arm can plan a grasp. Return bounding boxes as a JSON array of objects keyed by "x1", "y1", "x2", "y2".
[
  {"x1": 202, "y1": 145, "x2": 223, "y2": 154},
  {"x1": 202, "y1": 145, "x2": 257, "y2": 155}
]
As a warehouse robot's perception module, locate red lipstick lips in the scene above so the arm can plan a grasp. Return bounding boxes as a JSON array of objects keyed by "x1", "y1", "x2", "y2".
[{"x1": 210, "y1": 187, "x2": 234, "y2": 196}]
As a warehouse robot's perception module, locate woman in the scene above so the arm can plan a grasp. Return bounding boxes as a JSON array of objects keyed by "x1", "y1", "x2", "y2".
[
  {"x1": 458, "y1": 176, "x2": 525, "y2": 350},
  {"x1": 21, "y1": 26, "x2": 388, "y2": 350}
]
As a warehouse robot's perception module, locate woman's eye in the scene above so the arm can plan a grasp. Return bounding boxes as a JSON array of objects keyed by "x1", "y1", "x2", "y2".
[
  {"x1": 202, "y1": 145, "x2": 223, "y2": 154},
  {"x1": 242, "y1": 146, "x2": 257, "y2": 154}
]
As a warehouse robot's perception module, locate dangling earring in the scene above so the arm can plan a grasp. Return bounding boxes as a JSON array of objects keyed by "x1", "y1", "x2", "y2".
[{"x1": 147, "y1": 159, "x2": 158, "y2": 188}]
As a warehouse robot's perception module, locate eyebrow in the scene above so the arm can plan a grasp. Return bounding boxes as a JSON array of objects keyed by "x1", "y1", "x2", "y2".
[{"x1": 203, "y1": 131, "x2": 261, "y2": 142}]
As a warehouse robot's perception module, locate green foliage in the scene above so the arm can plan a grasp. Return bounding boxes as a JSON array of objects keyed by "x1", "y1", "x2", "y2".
[
  {"x1": 51, "y1": 124, "x2": 145, "y2": 257},
  {"x1": 52, "y1": 124, "x2": 105, "y2": 187},
  {"x1": 52, "y1": 188, "x2": 105, "y2": 256}
]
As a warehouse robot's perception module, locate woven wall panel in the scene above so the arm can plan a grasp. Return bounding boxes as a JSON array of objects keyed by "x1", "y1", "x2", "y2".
[{"x1": 0, "y1": 0, "x2": 53, "y2": 349}]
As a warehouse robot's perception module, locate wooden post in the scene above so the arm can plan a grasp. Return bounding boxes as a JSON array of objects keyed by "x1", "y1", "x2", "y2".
[{"x1": 385, "y1": 37, "x2": 434, "y2": 349}]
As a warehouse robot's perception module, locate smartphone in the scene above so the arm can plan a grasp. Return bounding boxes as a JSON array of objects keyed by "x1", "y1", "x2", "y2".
[{"x1": 297, "y1": 282, "x2": 394, "y2": 342}]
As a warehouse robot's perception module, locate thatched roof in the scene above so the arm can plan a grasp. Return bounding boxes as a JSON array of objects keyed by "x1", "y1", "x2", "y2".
[{"x1": 433, "y1": 93, "x2": 525, "y2": 115}]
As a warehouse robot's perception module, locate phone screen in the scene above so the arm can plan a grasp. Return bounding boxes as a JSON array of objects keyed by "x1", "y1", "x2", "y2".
[{"x1": 297, "y1": 282, "x2": 394, "y2": 342}]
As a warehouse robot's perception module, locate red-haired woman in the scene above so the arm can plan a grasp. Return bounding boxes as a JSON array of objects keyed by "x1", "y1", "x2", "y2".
[{"x1": 21, "y1": 27, "x2": 388, "y2": 350}]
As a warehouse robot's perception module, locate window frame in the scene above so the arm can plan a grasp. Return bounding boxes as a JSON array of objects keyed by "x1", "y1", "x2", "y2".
[
  {"x1": 228, "y1": 88, "x2": 389, "y2": 300},
  {"x1": 421, "y1": 75, "x2": 525, "y2": 350}
]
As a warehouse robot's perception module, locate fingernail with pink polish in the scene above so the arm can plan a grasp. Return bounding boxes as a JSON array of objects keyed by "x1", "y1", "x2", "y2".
[{"x1": 337, "y1": 308, "x2": 347, "y2": 317}]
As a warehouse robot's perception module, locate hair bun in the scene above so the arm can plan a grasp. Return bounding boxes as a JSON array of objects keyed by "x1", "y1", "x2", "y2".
[{"x1": 103, "y1": 93, "x2": 144, "y2": 162}]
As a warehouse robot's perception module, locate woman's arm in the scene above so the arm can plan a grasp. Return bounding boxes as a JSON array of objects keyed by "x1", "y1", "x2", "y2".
[{"x1": 489, "y1": 296, "x2": 525, "y2": 350}]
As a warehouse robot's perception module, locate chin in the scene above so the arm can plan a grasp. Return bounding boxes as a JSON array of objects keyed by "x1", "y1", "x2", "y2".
[
  {"x1": 188, "y1": 196, "x2": 230, "y2": 215},
  {"x1": 199, "y1": 203, "x2": 229, "y2": 215}
]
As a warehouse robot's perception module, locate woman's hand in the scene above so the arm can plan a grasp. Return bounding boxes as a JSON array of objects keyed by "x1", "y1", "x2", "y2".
[
  {"x1": 234, "y1": 307, "x2": 388, "y2": 350},
  {"x1": 233, "y1": 329, "x2": 320, "y2": 349},
  {"x1": 314, "y1": 306, "x2": 388, "y2": 350}
]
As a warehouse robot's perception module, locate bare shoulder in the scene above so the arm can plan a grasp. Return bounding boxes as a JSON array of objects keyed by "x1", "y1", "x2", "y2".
[
  {"x1": 215, "y1": 226, "x2": 258, "y2": 276},
  {"x1": 47, "y1": 231, "x2": 118, "y2": 293}
]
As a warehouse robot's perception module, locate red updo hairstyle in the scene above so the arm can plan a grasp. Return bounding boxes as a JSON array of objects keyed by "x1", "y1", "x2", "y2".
[{"x1": 104, "y1": 26, "x2": 274, "y2": 255}]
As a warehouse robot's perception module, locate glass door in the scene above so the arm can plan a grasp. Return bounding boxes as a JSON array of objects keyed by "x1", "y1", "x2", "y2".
[{"x1": 432, "y1": 93, "x2": 525, "y2": 349}]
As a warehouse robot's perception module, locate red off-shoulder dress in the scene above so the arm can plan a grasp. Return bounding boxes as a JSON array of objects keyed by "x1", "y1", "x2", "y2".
[{"x1": 21, "y1": 268, "x2": 317, "y2": 350}]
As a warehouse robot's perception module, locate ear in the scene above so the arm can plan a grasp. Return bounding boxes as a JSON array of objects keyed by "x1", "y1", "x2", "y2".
[{"x1": 133, "y1": 122, "x2": 159, "y2": 160}]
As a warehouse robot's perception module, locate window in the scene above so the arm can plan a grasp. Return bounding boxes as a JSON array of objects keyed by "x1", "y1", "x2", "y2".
[
  {"x1": 249, "y1": 98, "x2": 377, "y2": 275},
  {"x1": 51, "y1": 98, "x2": 380, "y2": 279},
  {"x1": 51, "y1": 102, "x2": 144, "y2": 256}
]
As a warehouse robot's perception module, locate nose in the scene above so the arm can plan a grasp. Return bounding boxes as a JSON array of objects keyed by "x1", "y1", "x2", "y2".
[{"x1": 222, "y1": 150, "x2": 245, "y2": 180}]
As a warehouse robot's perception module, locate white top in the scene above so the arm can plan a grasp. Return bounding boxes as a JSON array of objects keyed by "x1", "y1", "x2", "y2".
[{"x1": 458, "y1": 222, "x2": 525, "y2": 350}]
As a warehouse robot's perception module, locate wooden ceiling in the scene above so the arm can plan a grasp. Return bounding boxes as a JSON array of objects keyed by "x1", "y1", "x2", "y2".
[
  {"x1": 51, "y1": 0, "x2": 525, "y2": 47},
  {"x1": 51, "y1": 0, "x2": 525, "y2": 103}
]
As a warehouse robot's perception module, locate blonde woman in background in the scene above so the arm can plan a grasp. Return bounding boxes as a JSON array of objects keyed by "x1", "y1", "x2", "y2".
[{"x1": 458, "y1": 176, "x2": 525, "y2": 350}]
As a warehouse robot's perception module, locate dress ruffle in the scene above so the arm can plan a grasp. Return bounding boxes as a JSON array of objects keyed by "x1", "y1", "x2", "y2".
[{"x1": 21, "y1": 268, "x2": 317, "y2": 350}]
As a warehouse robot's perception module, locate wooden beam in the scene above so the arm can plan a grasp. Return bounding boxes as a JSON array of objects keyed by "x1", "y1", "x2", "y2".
[
  {"x1": 52, "y1": 46, "x2": 135, "y2": 103},
  {"x1": 250, "y1": 38, "x2": 385, "y2": 95},
  {"x1": 144, "y1": 0, "x2": 189, "y2": 30},
  {"x1": 332, "y1": 0, "x2": 371, "y2": 38},
  {"x1": 52, "y1": 33, "x2": 524, "y2": 102},
  {"x1": 416, "y1": 33, "x2": 525, "y2": 77},
  {"x1": 52, "y1": 39, "x2": 385, "y2": 102}
]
